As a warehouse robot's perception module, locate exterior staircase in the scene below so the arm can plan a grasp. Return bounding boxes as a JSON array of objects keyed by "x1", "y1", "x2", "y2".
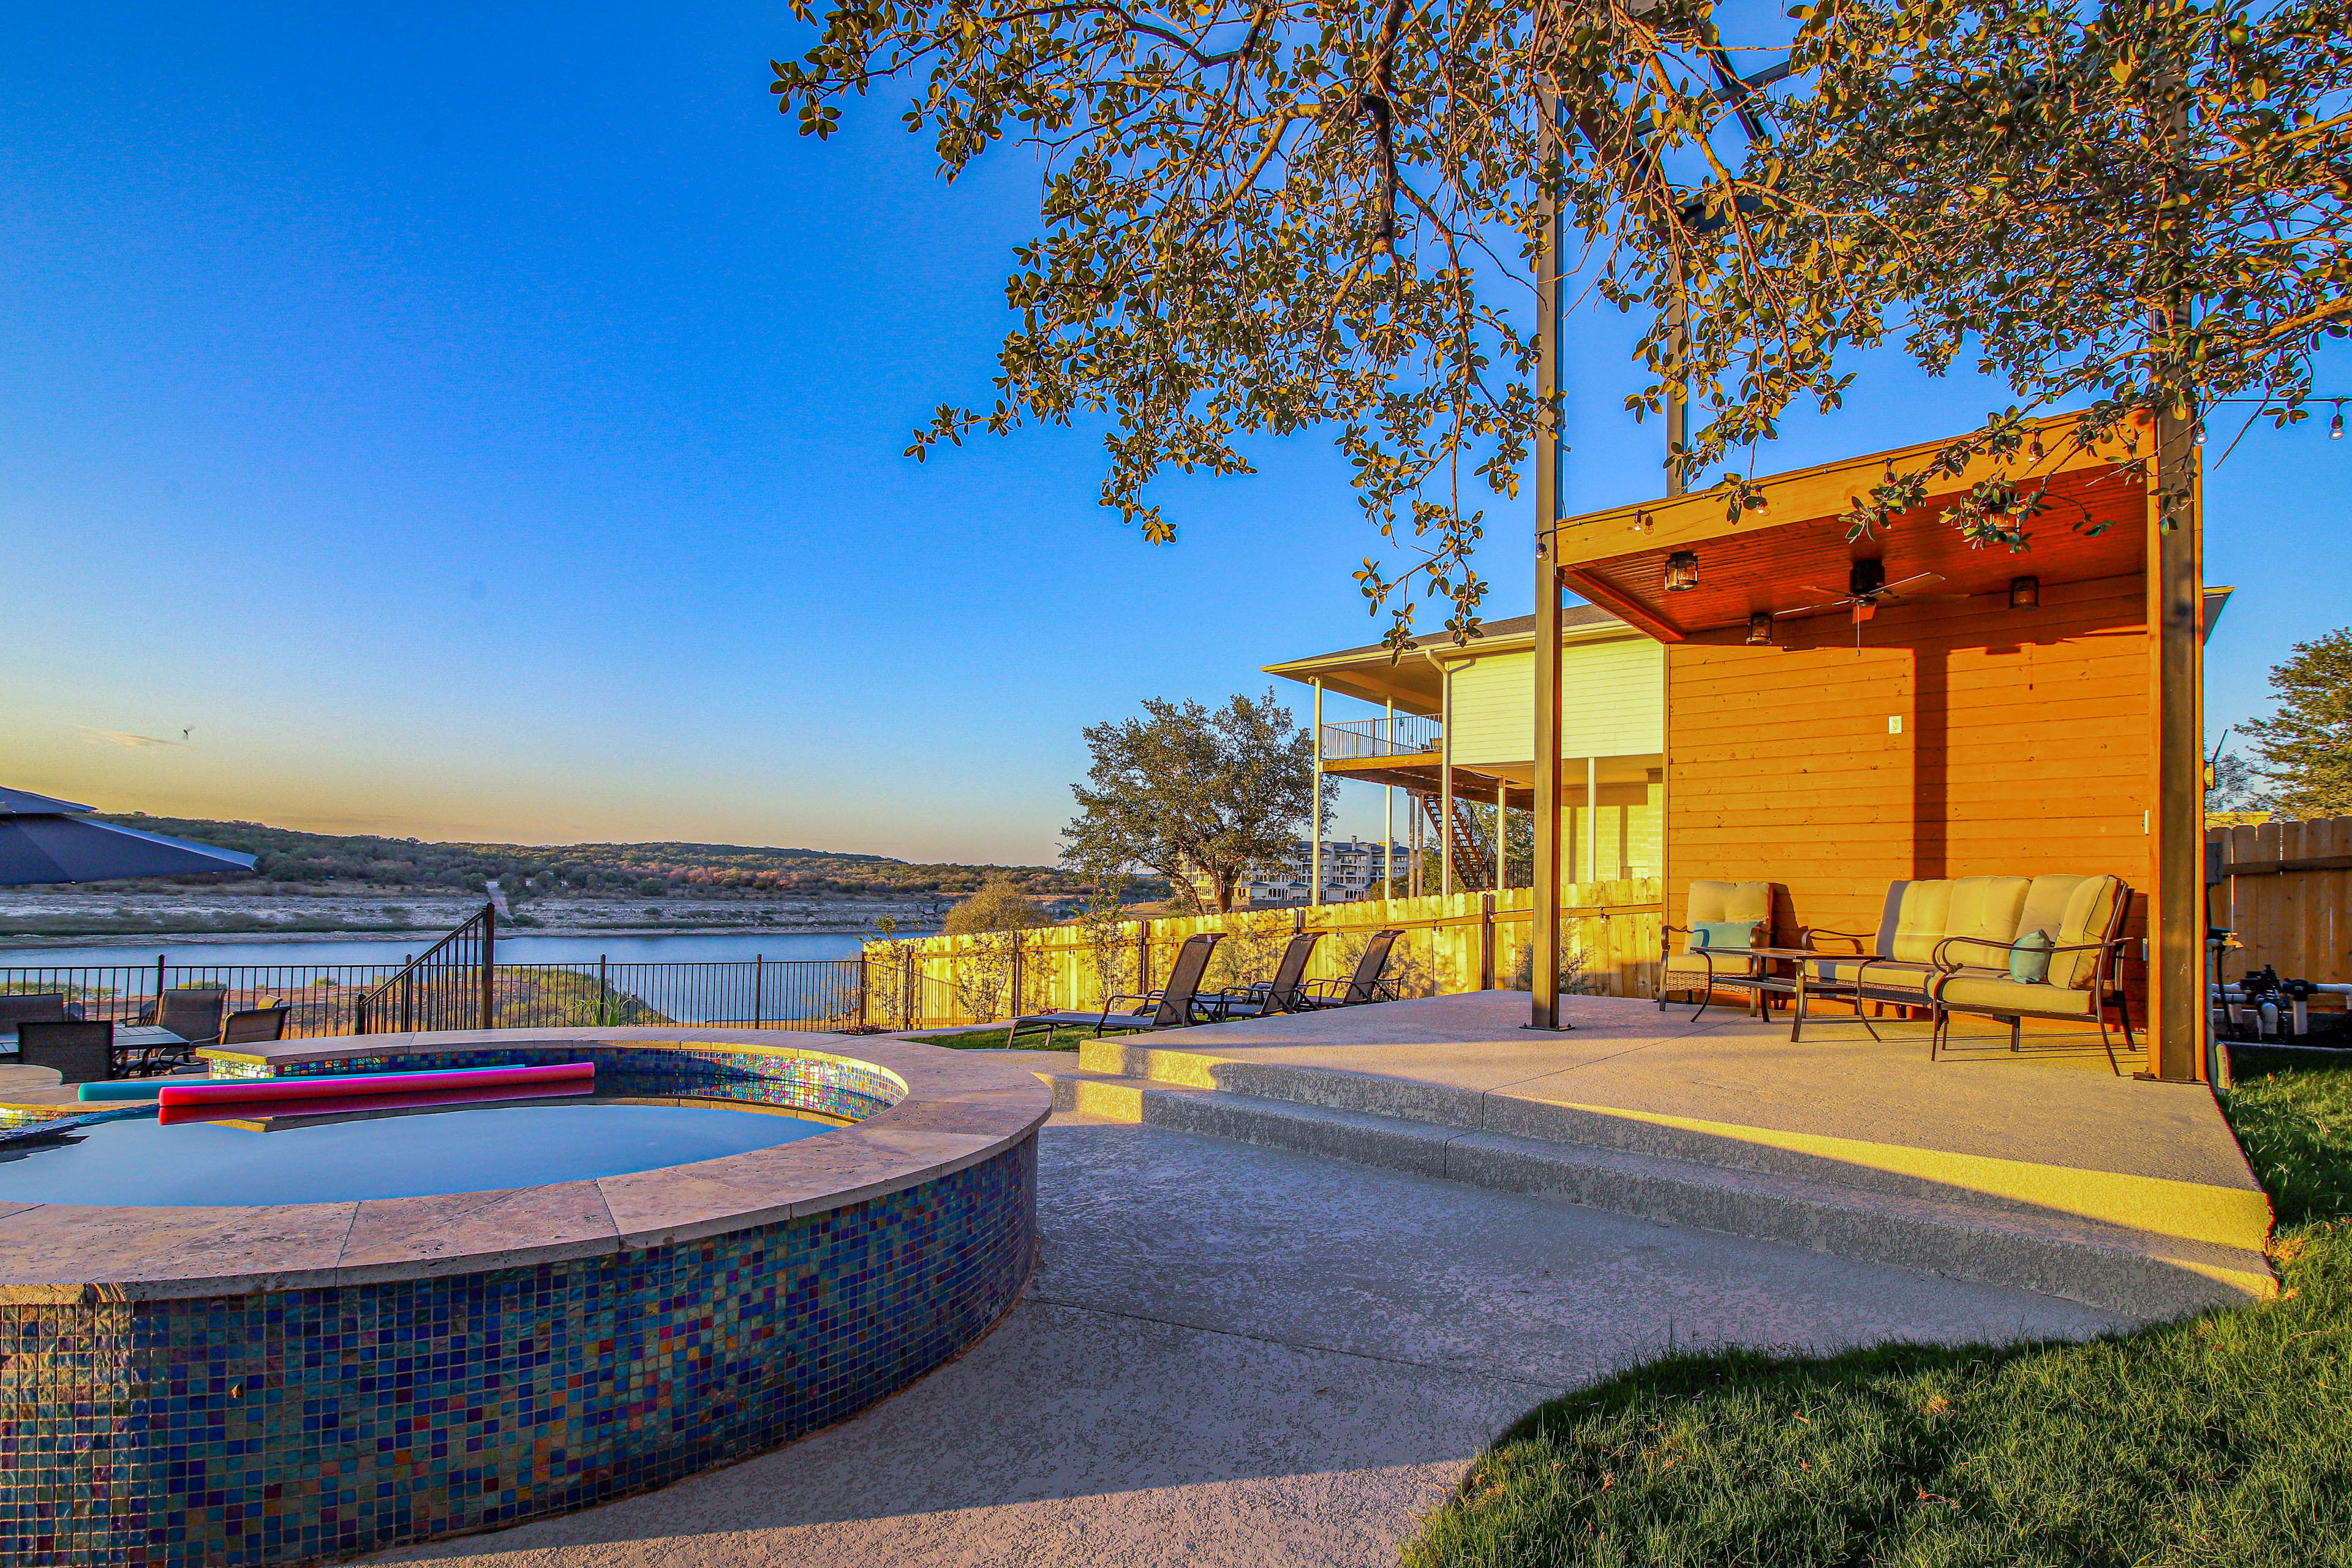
[
  {"x1": 1420, "y1": 793, "x2": 1496, "y2": 893},
  {"x1": 1023, "y1": 1036, "x2": 2275, "y2": 1321}
]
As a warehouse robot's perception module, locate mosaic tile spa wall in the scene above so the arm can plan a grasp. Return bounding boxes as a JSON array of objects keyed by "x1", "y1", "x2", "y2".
[{"x1": 0, "y1": 1136, "x2": 1037, "y2": 1566}]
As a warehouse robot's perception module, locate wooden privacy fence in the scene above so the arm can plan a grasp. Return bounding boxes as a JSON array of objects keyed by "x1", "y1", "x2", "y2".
[
  {"x1": 2209, "y1": 816, "x2": 2352, "y2": 1005},
  {"x1": 862, "y1": 880, "x2": 1662, "y2": 1030}
]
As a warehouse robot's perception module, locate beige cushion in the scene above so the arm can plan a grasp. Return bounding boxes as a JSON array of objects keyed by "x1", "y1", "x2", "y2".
[
  {"x1": 1888, "y1": 880, "x2": 1952, "y2": 963},
  {"x1": 1663, "y1": 951, "x2": 1760, "y2": 979},
  {"x1": 1803, "y1": 956, "x2": 1934, "y2": 992},
  {"x1": 1931, "y1": 876, "x2": 2032, "y2": 967},
  {"x1": 1937, "y1": 968, "x2": 2098, "y2": 1017},
  {"x1": 1687, "y1": 880, "x2": 1770, "y2": 927},
  {"x1": 2015, "y1": 874, "x2": 2123, "y2": 990}
]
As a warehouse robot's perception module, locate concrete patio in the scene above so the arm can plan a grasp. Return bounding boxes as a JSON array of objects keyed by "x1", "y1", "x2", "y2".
[
  {"x1": 368, "y1": 1106, "x2": 2120, "y2": 1568},
  {"x1": 1037, "y1": 990, "x2": 2274, "y2": 1318}
]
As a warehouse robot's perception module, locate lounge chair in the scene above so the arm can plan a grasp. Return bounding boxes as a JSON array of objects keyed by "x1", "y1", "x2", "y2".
[
  {"x1": 1006, "y1": 932, "x2": 1226, "y2": 1046},
  {"x1": 1797, "y1": 875, "x2": 2135, "y2": 1071},
  {"x1": 1658, "y1": 881, "x2": 1775, "y2": 1020},
  {"x1": 1206, "y1": 932, "x2": 1323, "y2": 1019},
  {"x1": 1298, "y1": 929, "x2": 1403, "y2": 1008},
  {"x1": 16, "y1": 1020, "x2": 115, "y2": 1085}
]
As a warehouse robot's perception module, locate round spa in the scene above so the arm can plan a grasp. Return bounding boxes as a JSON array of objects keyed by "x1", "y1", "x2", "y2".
[{"x1": 0, "y1": 1029, "x2": 1048, "y2": 1566}]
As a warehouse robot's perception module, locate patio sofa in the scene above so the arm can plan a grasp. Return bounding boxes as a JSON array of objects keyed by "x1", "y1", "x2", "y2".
[{"x1": 1800, "y1": 873, "x2": 2135, "y2": 1070}]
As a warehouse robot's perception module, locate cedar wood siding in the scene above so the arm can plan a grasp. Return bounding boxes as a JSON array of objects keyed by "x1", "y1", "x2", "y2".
[{"x1": 1665, "y1": 572, "x2": 2151, "y2": 1008}]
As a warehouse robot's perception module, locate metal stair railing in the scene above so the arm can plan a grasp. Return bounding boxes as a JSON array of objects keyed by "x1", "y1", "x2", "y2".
[{"x1": 354, "y1": 903, "x2": 497, "y2": 1035}]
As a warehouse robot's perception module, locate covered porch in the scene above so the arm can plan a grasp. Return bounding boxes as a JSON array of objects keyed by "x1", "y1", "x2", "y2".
[{"x1": 1529, "y1": 413, "x2": 2215, "y2": 1080}]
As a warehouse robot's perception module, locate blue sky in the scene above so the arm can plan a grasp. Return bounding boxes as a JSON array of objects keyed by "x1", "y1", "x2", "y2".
[{"x1": 6, "y1": 3, "x2": 2345, "y2": 864}]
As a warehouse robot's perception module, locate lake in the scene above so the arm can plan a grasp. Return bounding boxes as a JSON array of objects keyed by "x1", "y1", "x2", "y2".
[{"x1": 0, "y1": 930, "x2": 876, "y2": 970}]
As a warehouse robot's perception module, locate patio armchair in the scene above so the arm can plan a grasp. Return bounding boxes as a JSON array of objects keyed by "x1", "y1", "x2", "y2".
[
  {"x1": 219, "y1": 1003, "x2": 293, "y2": 1046},
  {"x1": 140, "y1": 987, "x2": 229, "y2": 1044},
  {"x1": 0, "y1": 993, "x2": 72, "y2": 1025},
  {"x1": 1298, "y1": 929, "x2": 1403, "y2": 1008},
  {"x1": 1005, "y1": 932, "x2": 1226, "y2": 1046},
  {"x1": 1657, "y1": 881, "x2": 1774, "y2": 1021},
  {"x1": 1205, "y1": 932, "x2": 1323, "y2": 1020},
  {"x1": 15, "y1": 1019, "x2": 115, "y2": 1085}
]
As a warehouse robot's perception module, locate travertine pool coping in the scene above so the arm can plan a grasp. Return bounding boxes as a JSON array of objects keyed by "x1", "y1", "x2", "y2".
[{"x1": 0, "y1": 1027, "x2": 1050, "y2": 1305}]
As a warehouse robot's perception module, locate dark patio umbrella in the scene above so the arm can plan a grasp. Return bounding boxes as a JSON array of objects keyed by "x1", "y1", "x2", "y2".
[{"x1": 0, "y1": 786, "x2": 257, "y2": 885}]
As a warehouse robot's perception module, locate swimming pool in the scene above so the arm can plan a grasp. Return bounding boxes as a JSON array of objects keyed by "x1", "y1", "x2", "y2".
[
  {"x1": 0, "y1": 1030, "x2": 1047, "y2": 1567},
  {"x1": 0, "y1": 1096, "x2": 839, "y2": 1205}
]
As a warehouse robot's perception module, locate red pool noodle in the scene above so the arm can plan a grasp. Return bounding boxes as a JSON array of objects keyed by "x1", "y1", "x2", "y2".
[
  {"x1": 157, "y1": 1078, "x2": 592, "y2": 1125},
  {"x1": 155, "y1": 1061, "x2": 593, "y2": 1107}
]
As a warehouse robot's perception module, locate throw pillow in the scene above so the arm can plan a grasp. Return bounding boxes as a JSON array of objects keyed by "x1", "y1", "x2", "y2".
[
  {"x1": 1691, "y1": 920, "x2": 1759, "y2": 951},
  {"x1": 2008, "y1": 928, "x2": 2054, "y2": 983}
]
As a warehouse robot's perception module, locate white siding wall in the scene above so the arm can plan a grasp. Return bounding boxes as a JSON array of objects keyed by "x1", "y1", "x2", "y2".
[{"x1": 1447, "y1": 636, "x2": 1666, "y2": 767}]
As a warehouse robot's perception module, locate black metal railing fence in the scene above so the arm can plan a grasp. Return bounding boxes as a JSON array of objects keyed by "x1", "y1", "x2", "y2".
[{"x1": 2, "y1": 949, "x2": 868, "y2": 1042}]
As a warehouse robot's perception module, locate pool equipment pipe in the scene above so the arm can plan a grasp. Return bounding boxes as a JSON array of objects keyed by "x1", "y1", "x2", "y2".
[{"x1": 154, "y1": 1061, "x2": 592, "y2": 1107}]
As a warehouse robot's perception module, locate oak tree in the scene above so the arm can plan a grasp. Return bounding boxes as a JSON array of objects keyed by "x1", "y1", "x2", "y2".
[
  {"x1": 1062, "y1": 690, "x2": 1326, "y2": 911},
  {"x1": 769, "y1": 0, "x2": 2352, "y2": 634}
]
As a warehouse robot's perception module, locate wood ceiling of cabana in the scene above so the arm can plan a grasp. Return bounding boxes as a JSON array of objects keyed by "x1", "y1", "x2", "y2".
[{"x1": 1551, "y1": 424, "x2": 2150, "y2": 643}]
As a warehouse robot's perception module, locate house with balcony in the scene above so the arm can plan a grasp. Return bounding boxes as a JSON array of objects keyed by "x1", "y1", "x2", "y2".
[{"x1": 1263, "y1": 609, "x2": 1667, "y2": 897}]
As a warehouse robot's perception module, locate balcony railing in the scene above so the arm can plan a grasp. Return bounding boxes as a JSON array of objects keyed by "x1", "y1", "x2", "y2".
[{"x1": 1321, "y1": 714, "x2": 1442, "y2": 761}]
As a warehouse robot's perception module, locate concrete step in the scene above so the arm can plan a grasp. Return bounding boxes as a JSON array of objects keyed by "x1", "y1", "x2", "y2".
[
  {"x1": 1074, "y1": 1039, "x2": 2274, "y2": 1257},
  {"x1": 1041, "y1": 1067, "x2": 2274, "y2": 1321}
]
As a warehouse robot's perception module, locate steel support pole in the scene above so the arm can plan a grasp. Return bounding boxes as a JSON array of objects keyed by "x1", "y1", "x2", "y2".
[
  {"x1": 480, "y1": 903, "x2": 496, "y2": 1031},
  {"x1": 1588, "y1": 756, "x2": 1600, "y2": 889},
  {"x1": 1439, "y1": 665, "x2": 1455, "y2": 897},
  {"x1": 1311, "y1": 678, "x2": 1325, "y2": 908},
  {"x1": 1495, "y1": 786, "x2": 1507, "y2": 892},
  {"x1": 1531, "y1": 100, "x2": 1567, "y2": 1029},
  {"x1": 1385, "y1": 698, "x2": 1396, "y2": 897}
]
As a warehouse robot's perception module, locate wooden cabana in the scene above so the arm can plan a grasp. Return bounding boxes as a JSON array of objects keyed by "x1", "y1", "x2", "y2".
[{"x1": 1528, "y1": 412, "x2": 2214, "y2": 1080}]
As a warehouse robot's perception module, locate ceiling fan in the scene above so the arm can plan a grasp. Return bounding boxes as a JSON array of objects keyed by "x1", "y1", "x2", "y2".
[{"x1": 1774, "y1": 560, "x2": 1972, "y2": 647}]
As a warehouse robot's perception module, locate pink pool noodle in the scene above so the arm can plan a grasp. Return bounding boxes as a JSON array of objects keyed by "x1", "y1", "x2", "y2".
[
  {"x1": 155, "y1": 1061, "x2": 593, "y2": 1107},
  {"x1": 157, "y1": 1077, "x2": 592, "y2": 1125}
]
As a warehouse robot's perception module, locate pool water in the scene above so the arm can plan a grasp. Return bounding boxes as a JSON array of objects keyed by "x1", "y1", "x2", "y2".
[{"x1": 0, "y1": 1098, "x2": 837, "y2": 1206}]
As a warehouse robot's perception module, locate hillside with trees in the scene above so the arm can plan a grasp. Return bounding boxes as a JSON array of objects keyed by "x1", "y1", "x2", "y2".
[{"x1": 93, "y1": 815, "x2": 1094, "y2": 899}]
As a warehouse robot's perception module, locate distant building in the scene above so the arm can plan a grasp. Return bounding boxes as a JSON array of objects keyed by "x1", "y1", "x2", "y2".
[{"x1": 1196, "y1": 837, "x2": 1408, "y2": 908}]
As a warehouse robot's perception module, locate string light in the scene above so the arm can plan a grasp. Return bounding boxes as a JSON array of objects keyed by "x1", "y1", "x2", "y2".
[{"x1": 2334, "y1": 402, "x2": 2346, "y2": 440}]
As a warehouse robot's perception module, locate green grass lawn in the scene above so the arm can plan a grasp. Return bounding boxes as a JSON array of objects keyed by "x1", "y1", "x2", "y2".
[
  {"x1": 1403, "y1": 1065, "x2": 2352, "y2": 1568},
  {"x1": 912, "y1": 1023, "x2": 1101, "y2": 1052}
]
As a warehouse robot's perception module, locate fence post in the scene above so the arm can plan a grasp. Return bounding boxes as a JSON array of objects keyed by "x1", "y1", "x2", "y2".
[
  {"x1": 1136, "y1": 921, "x2": 1152, "y2": 997},
  {"x1": 155, "y1": 953, "x2": 167, "y2": 1017},
  {"x1": 598, "y1": 954, "x2": 609, "y2": 1027},
  {"x1": 753, "y1": 955, "x2": 764, "y2": 1030},
  {"x1": 480, "y1": 903, "x2": 497, "y2": 1030},
  {"x1": 858, "y1": 956, "x2": 870, "y2": 1026},
  {"x1": 1009, "y1": 933, "x2": 1024, "y2": 1022},
  {"x1": 902, "y1": 948, "x2": 916, "y2": 1029},
  {"x1": 1480, "y1": 894, "x2": 1496, "y2": 990}
]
